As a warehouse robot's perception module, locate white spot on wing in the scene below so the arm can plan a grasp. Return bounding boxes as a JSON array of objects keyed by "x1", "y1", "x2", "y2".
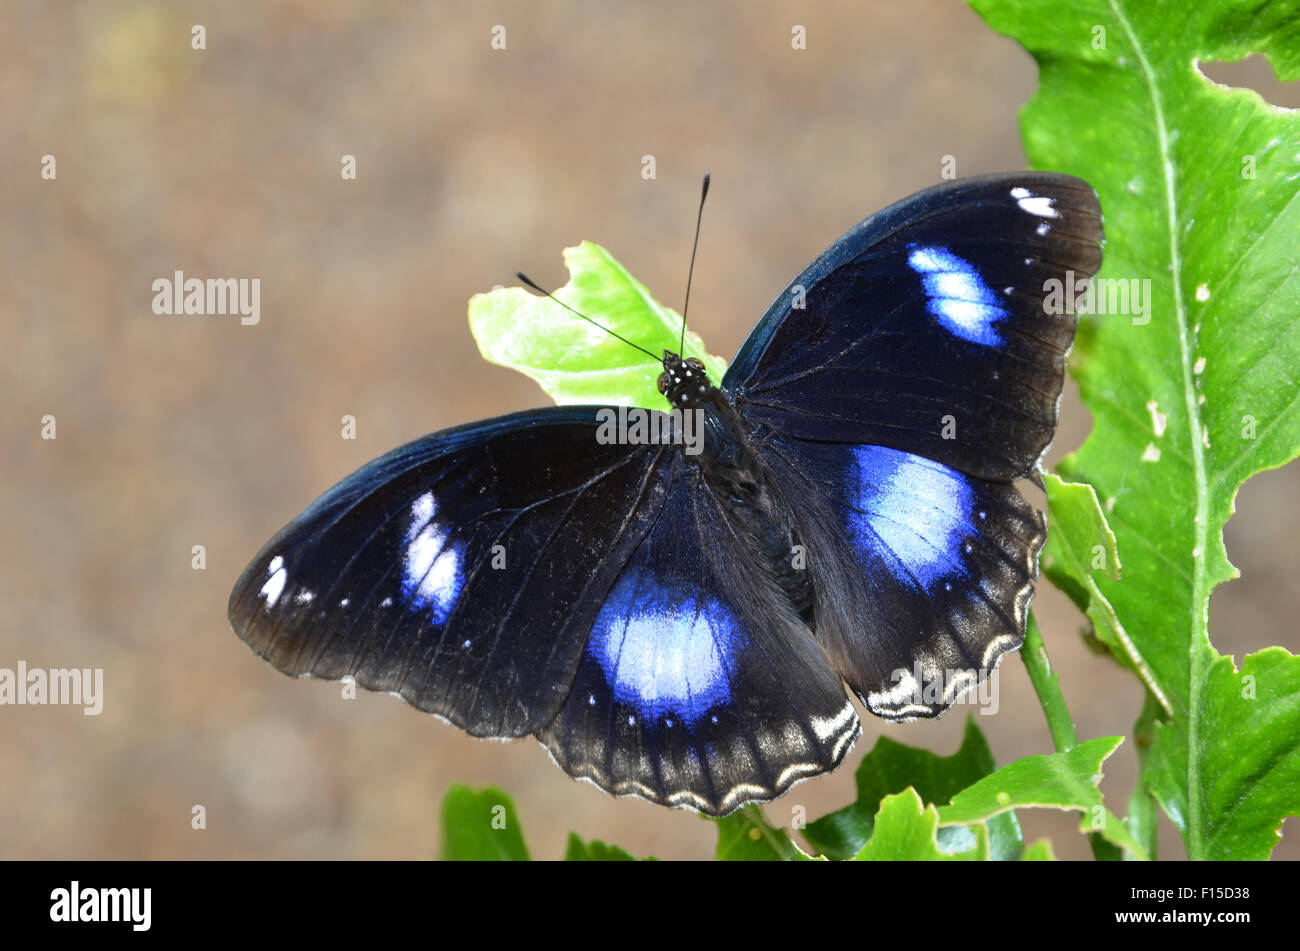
[
  {"x1": 867, "y1": 667, "x2": 931, "y2": 718},
  {"x1": 810, "y1": 701, "x2": 857, "y2": 744},
  {"x1": 1010, "y1": 187, "x2": 1059, "y2": 218},
  {"x1": 259, "y1": 556, "x2": 287, "y2": 609},
  {"x1": 403, "y1": 491, "x2": 462, "y2": 623},
  {"x1": 981, "y1": 634, "x2": 1019, "y2": 667}
]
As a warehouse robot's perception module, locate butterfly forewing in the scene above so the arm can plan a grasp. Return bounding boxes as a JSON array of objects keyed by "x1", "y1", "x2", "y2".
[
  {"x1": 725, "y1": 172, "x2": 1102, "y2": 481},
  {"x1": 228, "y1": 408, "x2": 673, "y2": 738}
]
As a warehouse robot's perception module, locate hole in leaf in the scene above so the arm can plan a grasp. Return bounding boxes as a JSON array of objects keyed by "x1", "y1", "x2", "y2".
[
  {"x1": 1195, "y1": 53, "x2": 1300, "y2": 108},
  {"x1": 1212, "y1": 464, "x2": 1300, "y2": 658}
]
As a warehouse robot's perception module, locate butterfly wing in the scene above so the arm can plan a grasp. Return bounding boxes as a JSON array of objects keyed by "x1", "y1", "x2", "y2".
[
  {"x1": 227, "y1": 407, "x2": 675, "y2": 739},
  {"x1": 759, "y1": 432, "x2": 1043, "y2": 719},
  {"x1": 722, "y1": 173, "x2": 1102, "y2": 718},
  {"x1": 536, "y1": 464, "x2": 861, "y2": 815},
  {"x1": 724, "y1": 172, "x2": 1103, "y2": 481}
]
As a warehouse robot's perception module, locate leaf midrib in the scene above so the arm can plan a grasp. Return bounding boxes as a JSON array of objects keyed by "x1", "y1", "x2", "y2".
[{"x1": 1108, "y1": 0, "x2": 1211, "y2": 859}]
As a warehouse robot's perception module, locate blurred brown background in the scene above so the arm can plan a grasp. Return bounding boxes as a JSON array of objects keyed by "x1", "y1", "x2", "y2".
[{"x1": 2, "y1": 0, "x2": 1296, "y2": 861}]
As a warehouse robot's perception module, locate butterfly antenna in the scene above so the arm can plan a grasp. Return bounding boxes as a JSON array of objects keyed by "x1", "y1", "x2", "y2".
[
  {"x1": 515, "y1": 272, "x2": 664, "y2": 364},
  {"x1": 680, "y1": 171, "x2": 711, "y2": 356}
]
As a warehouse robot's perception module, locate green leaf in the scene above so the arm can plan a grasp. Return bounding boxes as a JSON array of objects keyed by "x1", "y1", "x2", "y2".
[
  {"x1": 564, "y1": 833, "x2": 649, "y2": 861},
  {"x1": 1022, "y1": 839, "x2": 1058, "y2": 861},
  {"x1": 1041, "y1": 475, "x2": 1169, "y2": 712},
  {"x1": 936, "y1": 736, "x2": 1147, "y2": 859},
  {"x1": 468, "y1": 241, "x2": 727, "y2": 409},
  {"x1": 715, "y1": 805, "x2": 821, "y2": 861},
  {"x1": 970, "y1": 0, "x2": 1300, "y2": 859},
  {"x1": 1143, "y1": 648, "x2": 1300, "y2": 859},
  {"x1": 1127, "y1": 690, "x2": 1163, "y2": 860},
  {"x1": 854, "y1": 789, "x2": 989, "y2": 861},
  {"x1": 440, "y1": 785, "x2": 530, "y2": 861},
  {"x1": 804, "y1": 716, "x2": 1022, "y2": 860}
]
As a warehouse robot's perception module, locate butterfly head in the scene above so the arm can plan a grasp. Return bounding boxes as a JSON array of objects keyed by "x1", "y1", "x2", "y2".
[{"x1": 658, "y1": 351, "x2": 713, "y2": 410}]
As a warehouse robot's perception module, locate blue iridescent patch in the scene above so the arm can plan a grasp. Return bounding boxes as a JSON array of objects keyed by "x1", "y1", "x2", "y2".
[
  {"x1": 585, "y1": 568, "x2": 743, "y2": 725},
  {"x1": 906, "y1": 243, "x2": 1008, "y2": 346},
  {"x1": 400, "y1": 492, "x2": 464, "y2": 624},
  {"x1": 846, "y1": 445, "x2": 974, "y2": 590}
]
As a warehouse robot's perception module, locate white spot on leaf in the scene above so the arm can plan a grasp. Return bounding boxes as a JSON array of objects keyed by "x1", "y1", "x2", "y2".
[{"x1": 1146, "y1": 400, "x2": 1167, "y2": 438}]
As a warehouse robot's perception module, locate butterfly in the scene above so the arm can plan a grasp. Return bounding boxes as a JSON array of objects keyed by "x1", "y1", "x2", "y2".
[{"x1": 228, "y1": 172, "x2": 1102, "y2": 816}]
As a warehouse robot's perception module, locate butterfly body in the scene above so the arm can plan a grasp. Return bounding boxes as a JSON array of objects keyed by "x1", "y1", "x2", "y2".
[
  {"x1": 659, "y1": 350, "x2": 814, "y2": 622},
  {"x1": 230, "y1": 172, "x2": 1103, "y2": 815}
]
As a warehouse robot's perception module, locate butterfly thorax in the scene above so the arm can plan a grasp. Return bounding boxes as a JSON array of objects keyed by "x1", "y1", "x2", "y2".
[
  {"x1": 658, "y1": 351, "x2": 751, "y2": 479},
  {"x1": 657, "y1": 351, "x2": 713, "y2": 411},
  {"x1": 660, "y1": 350, "x2": 814, "y2": 623}
]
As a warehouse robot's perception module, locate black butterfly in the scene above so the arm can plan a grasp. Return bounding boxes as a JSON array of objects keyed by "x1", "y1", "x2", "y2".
[{"x1": 228, "y1": 172, "x2": 1102, "y2": 816}]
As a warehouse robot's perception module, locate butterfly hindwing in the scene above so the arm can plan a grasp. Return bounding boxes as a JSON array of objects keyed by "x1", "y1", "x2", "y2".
[
  {"x1": 724, "y1": 172, "x2": 1102, "y2": 481},
  {"x1": 228, "y1": 408, "x2": 674, "y2": 738},
  {"x1": 760, "y1": 431, "x2": 1044, "y2": 719},
  {"x1": 537, "y1": 466, "x2": 861, "y2": 815}
]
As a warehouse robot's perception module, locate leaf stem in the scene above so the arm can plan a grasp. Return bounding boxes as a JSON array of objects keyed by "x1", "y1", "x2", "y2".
[
  {"x1": 1021, "y1": 611, "x2": 1080, "y2": 752},
  {"x1": 1021, "y1": 611, "x2": 1123, "y2": 860},
  {"x1": 1126, "y1": 691, "x2": 1162, "y2": 861}
]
